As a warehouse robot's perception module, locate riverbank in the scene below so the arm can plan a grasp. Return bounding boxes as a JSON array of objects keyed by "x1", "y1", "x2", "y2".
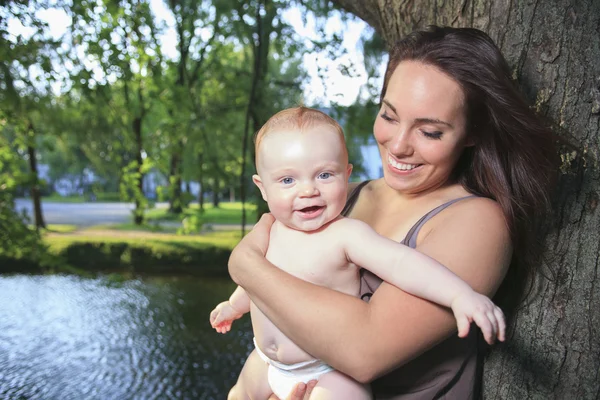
[{"x1": 1, "y1": 226, "x2": 241, "y2": 276}]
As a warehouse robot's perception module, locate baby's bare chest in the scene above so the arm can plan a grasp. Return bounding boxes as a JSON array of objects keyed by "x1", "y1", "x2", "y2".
[{"x1": 266, "y1": 229, "x2": 356, "y2": 289}]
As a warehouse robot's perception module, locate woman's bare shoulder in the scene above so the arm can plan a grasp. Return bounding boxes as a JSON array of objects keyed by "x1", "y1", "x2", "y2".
[
  {"x1": 417, "y1": 196, "x2": 512, "y2": 294},
  {"x1": 442, "y1": 196, "x2": 507, "y2": 230}
]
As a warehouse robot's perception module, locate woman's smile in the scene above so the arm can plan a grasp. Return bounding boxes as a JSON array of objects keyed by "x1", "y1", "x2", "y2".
[{"x1": 387, "y1": 154, "x2": 422, "y2": 173}]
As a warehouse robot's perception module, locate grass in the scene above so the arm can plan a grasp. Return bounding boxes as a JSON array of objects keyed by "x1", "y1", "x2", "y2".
[
  {"x1": 42, "y1": 192, "x2": 124, "y2": 203},
  {"x1": 146, "y1": 202, "x2": 258, "y2": 225},
  {"x1": 45, "y1": 230, "x2": 241, "y2": 257},
  {"x1": 88, "y1": 222, "x2": 178, "y2": 233},
  {"x1": 45, "y1": 224, "x2": 78, "y2": 233},
  {"x1": 42, "y1": 194, "x2": 87, "y2": 203},
  {"x1": 27, "y1": 224, "x2": 79, "y2": 233}
]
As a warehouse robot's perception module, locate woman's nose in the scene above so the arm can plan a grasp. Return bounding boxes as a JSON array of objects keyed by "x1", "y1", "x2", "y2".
[{"x1": 389, "y1": 128, "x2": 414, "y2": 157}]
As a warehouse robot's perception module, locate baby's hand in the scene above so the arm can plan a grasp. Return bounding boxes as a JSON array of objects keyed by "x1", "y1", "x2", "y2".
[
  {"x1": 209, "y1": 301, "x2": 244, "y2": 334},
  {"x1": 451, "y1": 292, "x2": 506, "y2": 344}
]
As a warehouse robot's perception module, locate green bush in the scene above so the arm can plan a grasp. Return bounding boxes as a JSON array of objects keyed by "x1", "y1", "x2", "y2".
[{"x1": 53, "y1": 240, "x2": 231, "y2": 276}]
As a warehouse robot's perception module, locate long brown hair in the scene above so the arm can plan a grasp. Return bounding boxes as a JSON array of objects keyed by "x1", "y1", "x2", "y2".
[{"x1": 382, "y1": 26, "x2": 558, "y2": 315}]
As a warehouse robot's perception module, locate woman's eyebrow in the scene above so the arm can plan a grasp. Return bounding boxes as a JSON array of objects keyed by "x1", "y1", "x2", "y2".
[
  {"x1": 383, "y1": 100, "x2": 453, "y2": 128},
  {"x1": 382, "y1": 100, "x2": 398, "y2": 114},
  {"x1": 414, "y1": 117, "x2": 454, "y2": 129}
]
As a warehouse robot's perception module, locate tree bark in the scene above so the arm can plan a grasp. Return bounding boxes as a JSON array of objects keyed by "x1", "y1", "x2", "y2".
[
  {"x1": 212, "y1": 178, "x2": 220, "y2": 208},
  {"x1": 330, "y1": 0, "x2": 600, "y2": 398},
  {"x1": 133, "y1": 115, "x2": 144, "y2": 225},
  {"x1": 240, "y1": 0, "x2": 276, "y2": 236},
  {"x1": 168, "y1": 140, "x2": 183, "y2": 214},
  {"x1": 26, "y1": 123, "x2": 45, "y2": 230},
  {"x1": 198, "y1": 152, "x2": 205, "y2": 211}
]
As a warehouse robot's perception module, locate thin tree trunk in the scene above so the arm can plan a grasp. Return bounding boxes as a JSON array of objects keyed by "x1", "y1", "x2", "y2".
[
  {"x1": 26, "y1": 123, "x2": 45, "y2": 230},
  {"x1": 168, "y1": 141, "x2": 183, "y2": 214},
  {"x1": 212, "y1": 178, "x2": 220, "y2": 208},
  {"x1": 240, "y1": 0, "x2": 275, "y2": 236},
  {"x1": 330, "y1": 0, "x2": 600, "y2": 398},
  {"x1": 133, "y1": 116, "x2": 144, "y2": 225},
  {"x1": 198, "y1": 152, "x2": 205, "y2": 211}
]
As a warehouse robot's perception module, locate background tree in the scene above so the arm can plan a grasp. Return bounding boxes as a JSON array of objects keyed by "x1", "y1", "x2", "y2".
[
  {"x1": 66, "y1": 0, "x2": 164, "y2": 224},
  {"x1": 329, "y1": 0, "x2": 600, "y2": 398},
  {"x1": 0, "y1": 0, "x2": 63, "y2": 229}
]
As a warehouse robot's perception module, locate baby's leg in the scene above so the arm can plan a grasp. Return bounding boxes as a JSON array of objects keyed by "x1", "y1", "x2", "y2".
[
  {"x1": 228, "y1": 349, "x2": 273, "y2": 400},
  {"x1": 310, "y1": 370, "x2": 372, "y2": 400}
]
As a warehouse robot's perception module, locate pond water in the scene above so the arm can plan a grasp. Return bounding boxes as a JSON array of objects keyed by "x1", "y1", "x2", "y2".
[{"x1": 0, "y1": 274, "x2": 253, "y2": 399}]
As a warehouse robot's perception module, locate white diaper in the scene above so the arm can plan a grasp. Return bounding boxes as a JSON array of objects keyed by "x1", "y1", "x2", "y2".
[{"x1": 254, "y1": 338, "x2": 334, "y2": 399}]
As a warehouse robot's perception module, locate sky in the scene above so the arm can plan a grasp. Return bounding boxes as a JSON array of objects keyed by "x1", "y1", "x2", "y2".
[{"x1": 6, "y1": 1, "x2": 385, "y2": 107}]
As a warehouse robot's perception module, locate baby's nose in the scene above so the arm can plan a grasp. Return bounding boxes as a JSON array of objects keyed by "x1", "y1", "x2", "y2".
[{"x1": 299, "y1": 182, "x2": 319, "y2": 197}]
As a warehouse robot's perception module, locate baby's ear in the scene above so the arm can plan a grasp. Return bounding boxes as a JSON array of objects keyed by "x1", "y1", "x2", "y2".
[
  {"x1": 347, "y1": 163, "x2": 353, "y2": 178},
  {"x1": 252, "y1": 175, "x2": 268, "y2": 201}
]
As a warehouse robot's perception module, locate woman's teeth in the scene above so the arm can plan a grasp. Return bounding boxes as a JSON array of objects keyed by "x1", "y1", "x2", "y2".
[{"x1": 388, "y1": 156, "x2": 419, "y2": 170}]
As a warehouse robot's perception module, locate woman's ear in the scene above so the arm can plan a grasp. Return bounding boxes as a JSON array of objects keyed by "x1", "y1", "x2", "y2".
[{"x1": 252, "y1": 175, "x2": 268, "y2": 201}]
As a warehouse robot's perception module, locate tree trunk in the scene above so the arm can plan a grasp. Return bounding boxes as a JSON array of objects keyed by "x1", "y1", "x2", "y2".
[
  {"x1": 240, "y1": 0, "x2": 276, "y2": 236},
  {"x1": 168, "y1": 140, "x2": 183, "y2": 214},
  {"x1": 26, "y1": 123, "x2": 45, "y2": 230},
  {"x1": 198, "y1": 152, "x2": 205, "y2": 211},
  {"x1": 330, "y1": 0, "x2": 600, "y2": 398},
  {"x1": 133, "y1": 116, "x2": 144, "y2": 225},
  {"x1": 27, "y1": 144, "x2": 45, "y2": 230},
  {"x1": 212, "y1": 178, "x2": 220, "y2": 208}
]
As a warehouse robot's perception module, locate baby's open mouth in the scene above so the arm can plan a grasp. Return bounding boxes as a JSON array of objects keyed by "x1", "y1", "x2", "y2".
[{"x1": 298, "y1": 206, "x2": 324, "y2": 213}]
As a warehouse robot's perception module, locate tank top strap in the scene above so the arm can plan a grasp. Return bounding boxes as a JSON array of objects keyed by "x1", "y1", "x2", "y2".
[
  {"x1": 403, "y1": 195, "x2": 477, "y2": 249},
  {"x1": 341, "y1": 180, "x2": 371, "y2": 217}
]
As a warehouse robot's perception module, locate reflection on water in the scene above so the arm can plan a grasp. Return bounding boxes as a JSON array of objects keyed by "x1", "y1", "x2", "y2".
[{"x1": 0, "y1": 274, "x2": 253, "y2": 399}]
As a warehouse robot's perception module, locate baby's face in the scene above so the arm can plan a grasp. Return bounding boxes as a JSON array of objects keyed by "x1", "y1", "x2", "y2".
[{"x1": 253, "y1": 125, "x2": 351, "y2": 232}]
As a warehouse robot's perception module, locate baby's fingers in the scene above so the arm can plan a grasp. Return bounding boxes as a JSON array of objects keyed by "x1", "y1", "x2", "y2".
[
  {"x1": 495, "y1": 307, "x2": 506, "y2": 342},
  {"x1": 472, "y1": 311, "x2": 495, "y2": 344},
  {"x1": 455, "y1": 314, "x2": 471, "y2": 338}
]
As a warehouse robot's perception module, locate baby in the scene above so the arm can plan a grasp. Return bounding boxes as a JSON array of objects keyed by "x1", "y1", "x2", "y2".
[{"x1": 210, "y1": 107, "x2": 505, "y2": 400}]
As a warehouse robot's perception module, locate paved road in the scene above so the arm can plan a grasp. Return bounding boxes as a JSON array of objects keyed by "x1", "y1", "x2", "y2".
[
  {"x1": 13, "y1": 199, "x2": 252, "y2": 230},
  {"x1": 14, "y1": 198, "x2": 142, "y2": 226}
]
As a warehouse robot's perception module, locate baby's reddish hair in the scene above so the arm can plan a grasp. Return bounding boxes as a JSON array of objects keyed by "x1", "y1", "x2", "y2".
[{"x1": 254, "y1": 107, "x2": 347, "y2": 165}]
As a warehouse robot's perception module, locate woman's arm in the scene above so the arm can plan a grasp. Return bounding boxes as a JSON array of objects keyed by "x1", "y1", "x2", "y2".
[
  {"x1": 341, "y1": 218, "x2": 505, "y2": 343},
  {"x1": 230, "y1": 200, "x2": 512, "y2": 382}
]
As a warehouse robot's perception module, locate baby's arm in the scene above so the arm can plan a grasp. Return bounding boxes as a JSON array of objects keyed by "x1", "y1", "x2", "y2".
[
  {"x1": 341, "y1": 219, "x2": 505, "y2": 343},
  {"x1": 209, "y1": 286, "x2": 251, "y2": 334}
]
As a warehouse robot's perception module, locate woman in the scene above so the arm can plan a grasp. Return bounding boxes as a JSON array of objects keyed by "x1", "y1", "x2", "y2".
[{"x1": 228, "y1": 26, "x2": 557, "y2": 399}]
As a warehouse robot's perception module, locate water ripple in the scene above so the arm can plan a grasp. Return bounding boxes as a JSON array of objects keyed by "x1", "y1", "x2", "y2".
[{"x1": 0, "y1": 274, "x2": 252, "y2": 399}]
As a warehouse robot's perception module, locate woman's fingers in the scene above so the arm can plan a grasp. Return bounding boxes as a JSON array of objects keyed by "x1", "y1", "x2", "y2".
[
  {"x1": 251, "y1": 213, "x2": 275, "y2": 253},
  {"x1": 255, "y1": 212, "x2": 276, "y2": 231},
  {"x1": 285, "y1": 380, "x2": 318, "y2": 400},
  {"x1": 304, "y1": 380, "x2": 317, "y2": 398}
]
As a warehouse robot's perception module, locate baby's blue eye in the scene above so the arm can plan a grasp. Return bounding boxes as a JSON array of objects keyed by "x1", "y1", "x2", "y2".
[
  {"x1": 282, "y1": 177, "x2": 294, "y2": 185},
  {"x1": 318, "y1": 172, "x2": 332, "y2": 179}
]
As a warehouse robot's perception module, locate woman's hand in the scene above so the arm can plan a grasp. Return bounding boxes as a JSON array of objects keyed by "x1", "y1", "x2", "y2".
[
  {"x1": 267, "y1": 381, "x2": 318, "y2": 400},
  {"x1": 229, "y1": 213, "x2": 275, "y2": 284}
]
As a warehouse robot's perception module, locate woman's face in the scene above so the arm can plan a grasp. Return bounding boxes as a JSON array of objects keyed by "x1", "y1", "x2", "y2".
[{"x1": 374, "y1": 61, "x2": 471, "y2": 195}]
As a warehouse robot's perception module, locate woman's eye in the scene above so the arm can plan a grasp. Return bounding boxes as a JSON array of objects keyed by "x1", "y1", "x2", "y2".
[
  {"x1": 380, "y1": 112, "x2": 394, "y2": 122},
  {"x1": 318, "y1": 172, "x2": 332, "y2": 179},
  {"x1": 282, "y1": 177, "x2": 294, "y2": 185},
  {"x1": 422, "y1": 130, "x2": 443, "y2": 140}
]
